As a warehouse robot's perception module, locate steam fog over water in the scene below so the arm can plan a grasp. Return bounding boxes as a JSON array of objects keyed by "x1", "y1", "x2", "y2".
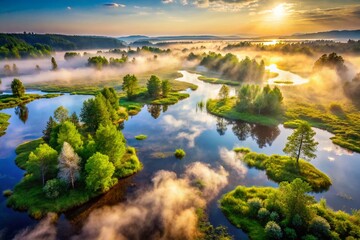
[{"x1": 1, "y1": 70, "x2": 360, "y2": 240}]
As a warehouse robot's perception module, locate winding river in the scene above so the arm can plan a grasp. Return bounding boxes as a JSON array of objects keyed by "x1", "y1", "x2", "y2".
[{"x1": 0, "y1": 71, "x2": 359, "y2": 239}]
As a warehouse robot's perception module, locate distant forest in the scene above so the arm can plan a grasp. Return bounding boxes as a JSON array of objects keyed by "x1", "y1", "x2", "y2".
[{"x1": 0, "y1": 33, "x2": 126, "y2": 59}]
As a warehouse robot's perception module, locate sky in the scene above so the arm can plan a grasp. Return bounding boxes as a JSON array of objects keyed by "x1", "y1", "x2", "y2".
[{"x1": 1, "y1": 0, "x2": 360, "y2": 37}]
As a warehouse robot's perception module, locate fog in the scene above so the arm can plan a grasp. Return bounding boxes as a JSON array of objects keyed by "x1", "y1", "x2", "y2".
[{"x1": 14, "y1": 162, "x2": 229, "y2": 240}]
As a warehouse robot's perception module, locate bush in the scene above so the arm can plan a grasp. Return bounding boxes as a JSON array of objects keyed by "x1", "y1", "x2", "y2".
[
  {"x1": 302, "y1": 235, "x2": 318, "y2": 240},
  {"x1": 248, "y1": 197, "x2": 263, "y2": 217},
  {"x1": 258, "y1": 208, "x2": 270, "y2": 222},
  {"x1": 2, "y1": 189, "x2": 13, "y2": 197},
  {"x1": 265, "y1": 221, "x2": 282, "y2": 239},
  {"x1": 270, "y1": 211, "x2": 280, "y2": 222},
  {"x1": 43, "y1": 179, "x2": 66, "y2": 199},
  {"x1": 310, "y1": 216, "x2": 331, "y2": 238},
  {"x1": 284, "y1": 227, "x2": 297, "y2": 240},
  {"x1": 174, "y1": 149, "x2": 186, "y2": 159},
  {"x1": 135, "y1": 134, "x2": 147, "y2": 140}
]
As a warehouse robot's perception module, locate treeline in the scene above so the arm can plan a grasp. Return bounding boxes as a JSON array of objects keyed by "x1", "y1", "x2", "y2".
[
  {"x1": 0, "y1": 34, "x2": 52, "y2": 59},
  {"x1": 0, "y1": 33, "x2": 126, "y2": 53},
  {"x1": 191, "y1": 52, "x2": 265, "y2": 82},
  {"x1": 223, "y1": 40, "x2": 360, "y2": 56},
  {"x1": 87, "y1": 55, "x2": 129, "y2": 69}
]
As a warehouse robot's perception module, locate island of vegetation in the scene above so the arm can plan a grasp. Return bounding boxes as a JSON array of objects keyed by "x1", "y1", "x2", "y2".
[
  {"x1": 0, "y1": 78, "x2": 62, "y2": 110},
  {"x1": 0, "y1": 112, "x2": 10, "y2": 136},
  {"x1": 207, "y1": 84, "x2": 283, "y2": 126},
  {"x1": 6, "y1": 87, "x2": 142, "y2": 219},
  {"x1": 221, "y1": 178, "x2": 360, "y2": 240},
  {"x1": 174, "y1": 149, "x2": 186, "y2": 159},
  {"x1": 135, "y1": 134, "x2": 147, "y2": 140}
]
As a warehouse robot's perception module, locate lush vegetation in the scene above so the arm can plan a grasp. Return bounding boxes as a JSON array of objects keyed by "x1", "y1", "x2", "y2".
[
  {"x1": 0, "y1": 93, "x2": 62, "y2": 110},
  {"x1": 197, "y1": 52, "x2": 265, "y2": 82},
  {"x1": 135, "y1": 134, "x2": 147, "y2": 140},
  {"x1": 221, "y1": 178, "x2": 360, "y2": 240},
  {"x1": 174, "y1": 149, "x2": 186, "y2": 159},
  {"x1": 0, "y1": 112, "x2": 10, "y2": 137},
  {"x1": 6, "y1": 87, "x2": 142, "y2": 219},
  {"x1": 233, "y1": 148, "x2": 331, "y2": 192},
  {"x1": 64, "y1": 52, "x2": 80, "y2": 60},
  {"x1": 206, "y1": 84, "x2": 283, "y2": 126},
  {"x1": 198, "y1": 76, "x2": 240, "y2": 86}
]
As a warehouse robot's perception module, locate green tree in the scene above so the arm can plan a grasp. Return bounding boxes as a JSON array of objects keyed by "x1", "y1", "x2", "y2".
[
  {"x1": 51, "y1": 57, "x2": 58, "y2": 70},
  {"x1": 101, "y1": 87, "x2": 119, "y2": 110},
  {"x1": 54, "y1": 106, "x2": 69, "y2": 123},
  {"x1": 42, "y1": 116, "x2": 57, "y2": 143},
  {"x1": 265, "y1": 221, "x2": 282, "y2": 240},
  {"x1": 279, "y1": 178, "x2": 313, "y2": 223},
  {"x1": 57, "y1": 121, "x2": 83, "y2": 150},
  {"x1": 87, "y1": 56, "x2": 108, "y2": 70},
  {"x1": 283, "y1": 121, "x2": 318, "y2": 165},
  {"x1": 161, "y1": 79, "x2": 171, "y2": 98},
  {"x1": 218, "y1": 84, "x2": 230, "y2": 101},
  {"x1": 11, "y1": 78, "x2": 25, "y2": 97},
  {"x1": 26, "y1": 144, "x2": 58, "y2": 186},
  {"x1": 122, "y1": 74, "x2": 138, "y2": 99},
  {"x1": 147, "y1": 75, "x2": 162, "y2": 99},
  {"x1": 69, "y1": 112, "x2": 80, "y2": 128},
  {"x1": 58, "y1": 142, "x2": 81, "y2": 189},
  {"x1": 85, "y1": 152, "x2": 117, "y2": 192},
  {"x1": 95, "y1": 124, "x2": 126, "y2": 168}
]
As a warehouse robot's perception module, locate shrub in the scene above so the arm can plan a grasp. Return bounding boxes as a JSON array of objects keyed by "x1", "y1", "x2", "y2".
[
  {"x1": 265, "y1": 221, "x2": 282, "y2": 239},
  {"x1": 43, "y1": 179, "x2": 66, "y2": 199},
  {"x1": 248, "y1": 197, "x2": 263, "y2": 217},
  {"x1": 284, "y1": 227, "x2": 297, "y2": 240},
  {"x1": 135, "y1": 134, "x2": 147, "y2": 140},
  {"x1": 310, "y1": 216, "x2": 331, "y2": 238},
  {"x1": 174, "y1": 149, "x2": 186, "y2": 159},
  {"x1": 270, "y1": 211, "x2": 280, "y2": 222},
  {"x1": 2, "y1": 189, "x2": 13, "y2": 197},
  {"x1": 258, "y1": 208, "x2": 270, "y2": 222},
  {"x1": 302, "y1": 235, "x2": 318, "y2": 240}
]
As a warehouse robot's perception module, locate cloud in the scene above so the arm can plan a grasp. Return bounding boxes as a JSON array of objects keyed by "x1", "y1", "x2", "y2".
[
  {"x1": 176, "y1": 126, "x2": 204, "y2": 148},
  {"x1": 162, "y1": 0, "x2": 175, "y2": 4},
  {"x1": 187, "y1": 0, "x2": 259, "y2": 12},
  {"x1": 219, "y1": 147, "x2": 248, "y2": 177},
  {"x1": 103, "y1": 3, "x2": 126, "y2": 8},
  {"x1": 13, "y1": 214, "x2": 57, "y2": 240},
  {"x1": 67, "y1": 6, "x2": 72, "y2": 10},
  {"x1": 162, "y1": 115, "x2": 185, "y2": 128}
]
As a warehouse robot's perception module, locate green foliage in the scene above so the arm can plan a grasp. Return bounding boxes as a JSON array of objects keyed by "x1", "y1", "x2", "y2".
[
  {"x1": 309, "y1": 216, "x2": 331, "y2": 238},
  {"x1": 200, "y1": 52, "x2": 265, "y2": 82},
  {"x1": 174, "y1": 149, "x2": 186, "y2": 159},
  {"x1": 284, "y1": 227, "x2": 297, "y2": 240},
  {"x1": 54, "y1": 106, "x2": 69, "y2": 123},
  {"x1": 265, "y1": 221, "x2": 282, "y2": 239},
  {"x1": 218, "y1": 85, "x2": 230, "y2": 101},
  {"x1": 248, "y1": 198, "x2": 263, "y2": 217},
  {"x1": 51, "y1": 57, "x2": 58, "y2": 70},
  {"x1": 161, "y1": 79, "x2": 171, "y2": 97},
  {"x1": 43, "y1": 179, "x2": 66, "y2": 199},
  {"x1": 64, "y1": 52, "x2": 80, "y2": 60},
  {"x1": 42, "y1": 116, "x2": 57, "y2": 143},
  {"x1": 11, "y1": 78, "x2": 25, "y2": 97},
  {"x1": 198, "y1": 76, "x2": 240, "y2": 86},
  {"x1": 283, "y1": 121, "x2": 318, "y2": 164},
  {"x1": 2, "y1": 189, "x2": 13, "y2": 197},
  {"x1": 26, "y1": 144, "x2": 58, "y2": 186},
  {"x1": 0, "y1": 112, "x2": 10, "y2": 137},
  {"x1": 147, "y1": 75, "x2": 162, "y2": 99},
  {"x1": 258, "y1": 208, "x2": 270, "y2": 222},
  {"x1": 135, "y1": 134, "x2": 147, "y2": 140},
  {"x1": 57, "y1": 121, "x2": 83, "y2": 150},
  {"x1": 114, "y1": 147, "x2": 142, "y2": 178},
  {"x1": 313, "y1": 52, "x2": 347, "y2": 73},
  {"x1": 85, "y1": 152, "x2": 117, "y2": 193},
  {"x1": 122, "y1": 74, "x2": 139, "y2": 99},
  {"x1": 95, "y1": 124, "x2": 126, "y2": 168},
  {"x1": 88, "y1": 56, "x2": 109, "y2": 69}
]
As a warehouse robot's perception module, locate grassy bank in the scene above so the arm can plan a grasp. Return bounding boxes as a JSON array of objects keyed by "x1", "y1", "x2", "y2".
[
  {"x1": 221, "y1": 185, "x2": 360, "y2": 240},
  {"x1": 284, "y1": 101, "x2": 360, "y2": 153},
  {"x1": 198, "y1": 76, "x2": 240, "y2": 86},
  {"x1": 206, "y1": 98, "x2": 281, "y2": 126},
  {"x1": 0, "y1": 112, "x2": 10, "y2": 137},
  {"x1": 7, "y1": 139, "x2": 142, "y2": 219},
  {"x1": 0, "y1": 93, "x2": 62, "y2": 110},
  {"x1": 234, "y1": 148, "x2": 331, "y2": 192}
]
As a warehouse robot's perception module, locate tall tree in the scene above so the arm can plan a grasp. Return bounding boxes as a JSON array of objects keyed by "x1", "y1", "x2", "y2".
[
  {"x1": 95, "y1": 124, "x2": 126, "y2": 168},
  {"x1": 57, "y1": 121, "x2": 83, "y2": 150},
  {"x1": 218, "y1": 84, "x2": 230, "y2": 101},
  {"x1": 283, "y1": 121, "x2": 318, "y2": 165},
  {"x1": 43, "y1": 116, "x2": 57, "y2": 143},
  {"x1": 51, "y1": 57, "x2": 58, "y2": 70},
  {"x1": 69, "y1": 112, "x2": 80, "y2": 128},
  {"x1": 122, "y1": 74, "x2": 138, "y2": 99},
  {"x1": 26, "y1": 144, "x2": 58, "y2": 186},
  {"x1": 11, "y1": 78, "x2": 25, "y2": 97},
  {"x1": 58, "y1": 142, "x2": 81, "y2": 188},
  {"x1": 161, "y1": 79, "x2": 171, "y2": 98},
  {"x1": 85, "y1": 152, "x2": 117, "y2": 192},
  {"x1": 147, "y1": 75, "x2": 162, "y2": 99},
  {"x1": 54, "y1": 106, "x2": 69, "y2": 123}
]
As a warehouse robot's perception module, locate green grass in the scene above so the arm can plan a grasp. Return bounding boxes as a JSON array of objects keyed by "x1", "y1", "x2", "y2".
[
  {"x1": 198, "y1": 76, "x2": 240, "y2": 86},
  {"x1": 0, "y1": 112, "x2": 11, "y2": 137},
  {"x1": 284, "y1": 101, "x2": 360, "y2": 153},
  {"x1": 0, "y1": 93, "x2": 62, "y2": 110},
  {"x1": 7, "y1": 139, "x2": 142, "y2": 219},
  {"x1": 234, "y1": 148, "x2": 332, "y2": 192},
  {"x1": 135, "y1": 134, "x2": 147, "y2": 140},
  {"x1": 174, "y1": 149, "x2": 186, "y2": 159},
  {"x1": 206, "y1": 98, "x2": 282, "y2": 126}
]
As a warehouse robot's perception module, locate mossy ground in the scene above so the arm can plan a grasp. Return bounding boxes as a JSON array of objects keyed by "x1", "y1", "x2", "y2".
[
  {"x1": 7, "y1": 139, "x2": 142, "y2": 219},
  {"x1": 0, "y1": 93, "x2": 62, "y2": 110}
]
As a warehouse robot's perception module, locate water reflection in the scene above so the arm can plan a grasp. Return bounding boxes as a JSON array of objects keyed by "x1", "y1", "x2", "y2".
[
  {"x1": 147, "y1": 104, "x2": 162, "y2": 119},
  {"x1": 216, "y1": 117, "x2": 227, "y2": 136},
  {"x1": 15, "y1": 104, "x2": 29, "y2": 123}
]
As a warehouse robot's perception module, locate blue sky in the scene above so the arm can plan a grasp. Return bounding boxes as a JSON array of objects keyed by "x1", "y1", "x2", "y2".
[{"x1": 1, "y1": 0, "x2": 360, "y2": 36}]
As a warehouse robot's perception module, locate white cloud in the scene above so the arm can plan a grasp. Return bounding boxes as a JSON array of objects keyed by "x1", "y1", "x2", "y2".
[
  {"x1": 103, "y1": 3, "x2": 126, "y2": 8},
  {"x1": 219, "y1": 147, "x2": 248, "y2": 177}
]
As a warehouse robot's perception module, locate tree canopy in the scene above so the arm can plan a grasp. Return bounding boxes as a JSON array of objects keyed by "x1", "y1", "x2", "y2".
[
  {"x1": 147, "y1": 75, "x2": 162, "y2": 99},
  {"x1": 122, "y1": 74, "x2": 138, "y2": 99},
  {"x1": 11, "y1": 78, "x2": 25, "y2": 97},
  {"x1": 57, "y1": 121, "x2": 83, "y2": 150}
]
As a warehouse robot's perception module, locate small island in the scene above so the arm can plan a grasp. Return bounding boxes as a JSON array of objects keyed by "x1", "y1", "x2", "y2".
[{"x1": 6, "y1": 87, "x2": 142, "y2": 219}]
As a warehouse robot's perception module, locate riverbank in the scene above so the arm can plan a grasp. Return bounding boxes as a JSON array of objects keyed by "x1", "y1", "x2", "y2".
[
  {"x1": 0, "y1": 112, "x2": 10, "y2": 136},
  {"x1": 0, "y1": 93, "x2": 62, "y2": 110},
  {"x1": 6, "y1": 139, "x2": 142, "y2": 219}
]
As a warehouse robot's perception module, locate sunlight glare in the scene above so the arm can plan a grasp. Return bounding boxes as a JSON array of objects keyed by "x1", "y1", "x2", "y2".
[{"x1": 272, "y1": 4, "x2": 285, "y2": 18}]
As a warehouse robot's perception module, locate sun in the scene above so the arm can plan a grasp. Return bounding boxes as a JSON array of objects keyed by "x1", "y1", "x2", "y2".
[{"x1": 272, "y1": 4, "x2": 285, "y2": 18}]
